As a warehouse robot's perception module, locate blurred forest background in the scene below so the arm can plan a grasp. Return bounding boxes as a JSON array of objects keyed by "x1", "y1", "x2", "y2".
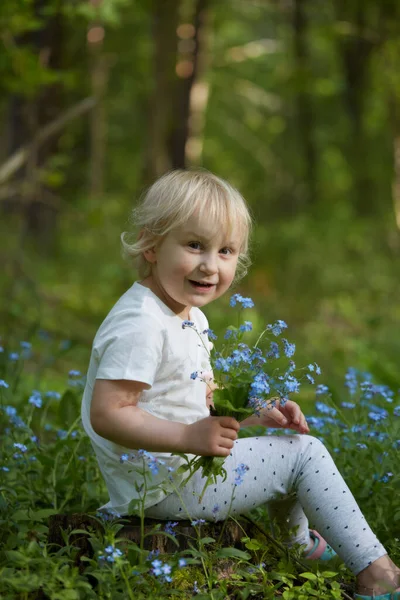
[{"x1": 1, "y1": 0, "x2": 400, "y2": 393}]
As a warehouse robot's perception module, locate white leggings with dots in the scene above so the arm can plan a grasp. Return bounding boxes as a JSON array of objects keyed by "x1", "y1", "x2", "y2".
[{"x1": 145, "y1": 434, "x2": 387, "y2": 575}]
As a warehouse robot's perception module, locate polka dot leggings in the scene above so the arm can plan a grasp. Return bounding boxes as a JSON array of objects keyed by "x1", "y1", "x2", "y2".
[{"x1": 145, "y1": 434, "x2": 387, "y2": 575}]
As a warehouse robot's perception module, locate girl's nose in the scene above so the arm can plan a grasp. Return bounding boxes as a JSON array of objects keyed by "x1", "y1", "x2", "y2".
[{"x1": 199, "y1": 253, "x2": 218, "y2": 274}]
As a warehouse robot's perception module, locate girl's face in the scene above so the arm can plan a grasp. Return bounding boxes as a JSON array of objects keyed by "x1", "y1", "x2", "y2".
[{"x1": 141, "y1": 214, "x2": 242, "y2": 319}]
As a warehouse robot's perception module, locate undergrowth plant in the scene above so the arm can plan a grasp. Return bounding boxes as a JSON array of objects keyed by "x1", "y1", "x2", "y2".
[{"x1": 0, "y1": 329, "x2": 399, "y2": 599}]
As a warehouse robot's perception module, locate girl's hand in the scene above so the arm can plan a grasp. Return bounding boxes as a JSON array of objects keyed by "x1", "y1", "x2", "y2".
[
  {"x1": 182, "y1": 415, "x2": 240, "y2": 457},
  {"x1": 202, "y1": 371, "x2": 216, "y2": 410},
  {"x1": 206, "y1": 388, "x2": 214, "y2": 410},
  {"x1": 206, "y1": 381, "x2": 217, "y2": 410},
  {"x1": 258, "y1": 399, "x2": 309, "y2": 434}
]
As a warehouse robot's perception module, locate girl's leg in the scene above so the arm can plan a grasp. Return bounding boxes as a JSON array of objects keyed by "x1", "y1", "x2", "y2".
[
  {"x1": 147, "y1": 434, "x2": 389, "y2": 578},
  {"x1": 267, "y1": 493, "x2": 311, "y2": 549}
]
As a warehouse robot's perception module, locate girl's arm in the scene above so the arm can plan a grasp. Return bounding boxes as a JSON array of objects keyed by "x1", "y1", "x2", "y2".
[{"x1": 90, "y1": 379, "x2": 240, "y2": 457}]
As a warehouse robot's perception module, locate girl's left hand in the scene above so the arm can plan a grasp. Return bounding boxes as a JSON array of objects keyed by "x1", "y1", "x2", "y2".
[
  {"x1": 203, "y1": 371, "x2": 217, "y2": 410},
  {"x1": 258, "y1": 399, "x2": 309, "y2": 434}
]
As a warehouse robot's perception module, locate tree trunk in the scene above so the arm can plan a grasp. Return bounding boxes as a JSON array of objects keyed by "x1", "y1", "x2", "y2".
[
  {"x1": 144, "y1": 0, "x2": 181, "y2": 181},
  {"x1": 88, "y1": 54, "x2": 110, "y2": 200},
  {"x1": 144, "y1": 0, "x2": 212, "y2": 182},
  {"x1": 333, "y1": 0, "x2": 375, "y2": 216},
  {"x1": 87, "y1": 2, "x2": 110, "y2": 201},
  {"x1": 390, "y1": 93, "x2": 400, "y2": 230},
  {"x1": 169, "y1": 0, "x2": 209, "y2": 169},
  {"x1": 293, "y1": 0, "x2": 316, "y2": 208},
  {"x1": 48, "y1": 513, "x2": 260, "y2": 572},
  {"x1": 5, "y1": 0, "x2": 65, "y2": 249}
]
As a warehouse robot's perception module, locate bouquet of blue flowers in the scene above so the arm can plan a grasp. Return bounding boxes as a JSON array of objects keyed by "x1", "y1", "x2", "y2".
[{"x1": 178, "y1": 294, "x2": 321, "y2": 501}]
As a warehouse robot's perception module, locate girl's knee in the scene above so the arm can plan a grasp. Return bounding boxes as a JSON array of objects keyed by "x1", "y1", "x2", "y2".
[
  {"x1": 270, "y1": 434, "x2": 328, "y2": 461},
  {"x1": 297, "y1": 434, "x2": 327, "y2": 455}
]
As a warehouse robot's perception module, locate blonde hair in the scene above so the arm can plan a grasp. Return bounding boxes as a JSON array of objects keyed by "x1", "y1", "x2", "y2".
[{"x1": 121, "y1": 169, "x2": 252, "y2": 282}]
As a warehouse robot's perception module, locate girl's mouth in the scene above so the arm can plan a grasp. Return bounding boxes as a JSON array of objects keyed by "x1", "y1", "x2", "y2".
[{"x1": 189, "y1": 280, "x2": 215, "y2": 290}]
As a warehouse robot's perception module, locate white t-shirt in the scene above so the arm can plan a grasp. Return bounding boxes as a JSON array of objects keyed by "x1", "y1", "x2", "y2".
[{"x1": 81, "y1": 282, "x2": 211, "y2": 514}]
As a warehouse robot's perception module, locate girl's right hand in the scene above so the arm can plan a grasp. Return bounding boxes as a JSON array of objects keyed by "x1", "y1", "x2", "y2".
[{"x1": 183, "y1": 416, "x2": 240, "y2": 457}]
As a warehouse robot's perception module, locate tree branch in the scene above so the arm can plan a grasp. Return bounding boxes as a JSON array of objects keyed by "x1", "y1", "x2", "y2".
[{"x1": 0, "y1": 96, "x2": 97, "y2": 186}]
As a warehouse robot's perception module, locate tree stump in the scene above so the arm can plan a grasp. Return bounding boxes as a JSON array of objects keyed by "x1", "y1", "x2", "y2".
[{"x1": 48, "y1": 513, "x2": 258, "y2": 572}]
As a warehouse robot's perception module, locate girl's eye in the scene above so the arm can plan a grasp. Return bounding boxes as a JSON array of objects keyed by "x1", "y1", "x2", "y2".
[
  {"x1": 220, "y1": 247, "x2": 233, "y2": 255},
  {"x1": 188, "y1": 241, "x2": 202, "y2": 250}
]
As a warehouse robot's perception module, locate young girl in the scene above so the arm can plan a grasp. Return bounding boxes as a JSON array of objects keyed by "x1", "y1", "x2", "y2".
[{"x1": 81, "y1": 169, "x2": 399, "y2": 599}]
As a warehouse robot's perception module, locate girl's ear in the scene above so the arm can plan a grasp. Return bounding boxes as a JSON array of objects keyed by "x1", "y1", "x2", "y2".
[
  {"x1": 139, "y1": 229, "x2": 158, "y2": 264},
  {"x1": 143, "y1": 246, "x2": 157, "y2": 264}
]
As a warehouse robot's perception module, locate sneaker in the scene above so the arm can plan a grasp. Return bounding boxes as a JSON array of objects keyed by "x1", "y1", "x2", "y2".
[
  {"x1": 354, "y1": 590, "x2": 400, "y2": 599},
  {"x1": 304, "y1": 529, "x2": 337, "y2": 561}
]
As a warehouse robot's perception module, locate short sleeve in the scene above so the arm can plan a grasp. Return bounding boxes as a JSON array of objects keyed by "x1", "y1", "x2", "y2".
[{"x1": 94, "y1": 312, "x2": 164, "y2": 387}]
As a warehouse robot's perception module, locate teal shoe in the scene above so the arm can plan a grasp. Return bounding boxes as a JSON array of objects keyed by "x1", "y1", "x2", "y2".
[
  {"x1": 354, "y1": 591, "x2": 400, "y2": 599},
  {"x1": 304, "y1": 529, "x2": 337, "y2": 561}
]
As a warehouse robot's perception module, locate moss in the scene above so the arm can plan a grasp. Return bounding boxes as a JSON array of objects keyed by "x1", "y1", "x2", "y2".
[{"x1": 172, "y1": 566, "x2": 206, "y2": 592}]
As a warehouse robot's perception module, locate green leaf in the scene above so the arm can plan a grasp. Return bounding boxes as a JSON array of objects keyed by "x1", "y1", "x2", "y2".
[
  {"x1": 11, "y1": 509, "x2": 30, "y2": 521},
  {"x1": 4, "y1": 550, "x2": 28, "y2": 564},
  {"x1": 299, "y1": 572, "x2": 317, "y2": 581},
  {"x1": 243, "y1": 538, "x2": 263, "y2": 551},
  {"x1": 58, "y1": 389, "x2": 78, "y2": 428},
  {"x1": 82, "y1": 481, "x2": 100, "y2": 499},
  {"x1": 199, "y1": 537, "x2": 215, "y2": 544},
  {"x1": 215, "y1": 547, "x2": 251, "y2": 560},
  {"x1": 35, "y1": 454, "x2": 55, "y2": 469},
  {"x1": 212, "y1": 389, "x2": 253, "y2": 416},
  {"x1": 31, "y1": 508, "x2": 58, "y2": 520}
]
